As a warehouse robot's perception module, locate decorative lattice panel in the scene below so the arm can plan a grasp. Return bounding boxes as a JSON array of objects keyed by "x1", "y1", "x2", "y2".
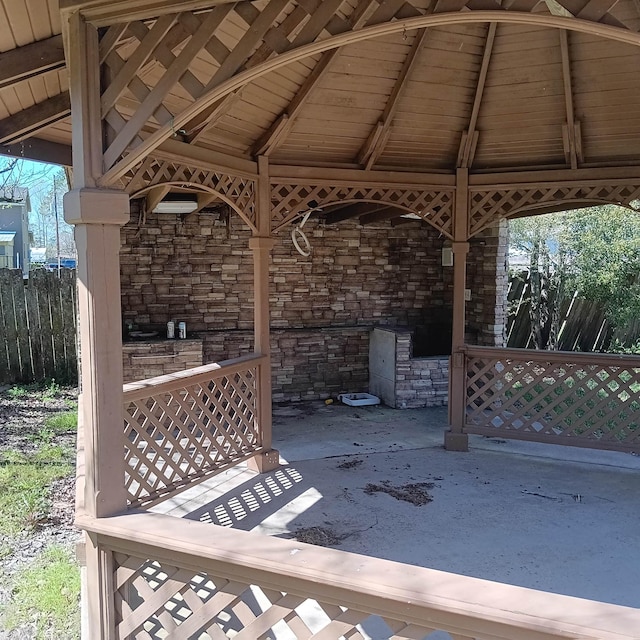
[
  {"x1": 124, "y1": 368, "x2": 261, "y2": 507},
  {"x1": 271, "y1": 182, "x2": 454, "y2": 237},
  {"x1": 118, "y1": 157, "x2": 257, "y2": 230},
  {"x1": 112, "y1": 552, "x2": 473, "y2": 640},
  {"x1": 465, "y1": 349, "x2": 640, "y2": 452},
  {"x1": 469, "y1": 182, "x2": 640, "y2": 236}
]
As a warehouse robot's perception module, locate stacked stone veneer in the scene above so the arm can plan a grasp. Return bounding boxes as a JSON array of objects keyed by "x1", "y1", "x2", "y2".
[
  {"x1": 122, "y1": 339, "x2": 203, "y2": 383},
  {"x1": 370, "y1": 328, "x2": 448, "y2": 409},
  {"x1": 120, "y1": 208, "x2": 506, "y2": 401}
]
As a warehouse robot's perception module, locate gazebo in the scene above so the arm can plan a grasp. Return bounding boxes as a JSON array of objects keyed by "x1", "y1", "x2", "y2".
[{"x1": 2, "y1": 0, "x2": 640, "y2": 636}]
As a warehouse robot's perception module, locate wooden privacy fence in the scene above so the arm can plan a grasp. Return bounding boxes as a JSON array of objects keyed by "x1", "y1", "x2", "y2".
[
  {"x1": 464, "y1": 346, "x2": 640, "y2": 452},
  {"x1": 123, "y1": 355, "x2": 267, "y2": 508},
  {"x1": 0, "y1": 268, "x2": 77, "y2": 384},
  {"x1": 507, "y1": 270, "x2": 640, "y2": 351}
]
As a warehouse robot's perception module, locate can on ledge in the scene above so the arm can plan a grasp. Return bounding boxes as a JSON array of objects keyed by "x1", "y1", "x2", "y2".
[
  {"x1": 167, "y1": 321, "x2": 175, "y2": 339},
  {"x1": 178, "y1": 321, "x2": 187, "y2": 339}
]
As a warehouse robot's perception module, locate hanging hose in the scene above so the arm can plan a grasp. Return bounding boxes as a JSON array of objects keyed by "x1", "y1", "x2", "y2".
[{"x1": 292, "y1": 209, "x2": 313, "y2": 257}]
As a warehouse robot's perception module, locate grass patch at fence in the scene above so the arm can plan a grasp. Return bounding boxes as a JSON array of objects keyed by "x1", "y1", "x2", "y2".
[
  {"x1": 45, "y1": 411, "x2": 78, "y2": 433},
  {"x1": 0, "y1": 450, "x2": 73, "y2": 536},
  {"x1": 2, "y1": 545, "x2": 81, "y2": 640}
]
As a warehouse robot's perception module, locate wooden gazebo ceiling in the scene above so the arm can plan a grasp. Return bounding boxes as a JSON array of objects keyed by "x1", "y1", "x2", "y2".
[{"x1": 1, "y1": 0, "x2": 640, "y2": 175}]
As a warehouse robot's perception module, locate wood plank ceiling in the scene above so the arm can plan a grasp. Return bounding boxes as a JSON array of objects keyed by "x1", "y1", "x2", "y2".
[{"x1": 1, "y1": 0, "x2": 640, "y2": 175}]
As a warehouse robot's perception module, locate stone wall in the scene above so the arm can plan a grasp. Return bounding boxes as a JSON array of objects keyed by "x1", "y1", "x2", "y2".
[{"x1": 120, "y1": 208, "x2": 506, "y2": 400}]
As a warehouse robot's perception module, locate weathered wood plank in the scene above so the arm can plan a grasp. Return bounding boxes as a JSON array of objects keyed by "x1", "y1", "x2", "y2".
[
  {"x1": 25, "y1": 271, "x2": 45, "y2": 381},
  {"x1": 0, "y1": 270, "x2": 22, "y2": 382},
  {"x1": 0, "y1": 270, "x2": 13, "y2": 383},
  {"x1": 12, "y1": 270, "x2": 32, "y2": 381},
  {"x1": 34, "y1": 269, "x2": 55, "y2": 379}
]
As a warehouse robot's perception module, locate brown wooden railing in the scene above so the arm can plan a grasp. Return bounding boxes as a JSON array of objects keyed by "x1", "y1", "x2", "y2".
[
  {"x1": 123, "y1": 355, "x2": 268, "y2": 508},
  {"x1": 464, "y1": 346, "x2": 640, "y2": 452},
  {"x1": 76, "y1": 509, "x2": 640, "y2": 640}
]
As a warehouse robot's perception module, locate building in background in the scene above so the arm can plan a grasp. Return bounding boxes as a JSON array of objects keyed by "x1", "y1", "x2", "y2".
[{"x1": 0, "y1": 187, "x2": 30, "y2": 277}]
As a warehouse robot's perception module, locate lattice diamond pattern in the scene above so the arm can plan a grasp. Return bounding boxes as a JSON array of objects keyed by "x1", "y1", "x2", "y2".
[
  {"x1": 112, "y1": 552, "x2": 470, "y2": 639},
  {"x1": 124, "y1": 370, "x2": 261, "y2": 507},
  {"x1": 469, "y1": 183, "x2": 640, "y2": 236},
  {"x1": 465, "y1": 354, "x2": 640, "y2": 451},
  {"x1": 271, "y1": 182, "x2": 454, "y2": 237},
  {"x1": 118, "y1": 157, "x2": 257, "y2": 229}
]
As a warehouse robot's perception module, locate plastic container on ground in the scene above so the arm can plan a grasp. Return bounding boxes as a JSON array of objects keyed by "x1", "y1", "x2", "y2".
[{"x1": 337, "y1": 393, "x2": 380, "y2": 407}]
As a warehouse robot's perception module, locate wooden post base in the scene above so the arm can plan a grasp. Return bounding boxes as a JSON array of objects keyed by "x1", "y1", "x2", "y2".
[
  {"x1": 444, "y1": 431, "x2": 469, "y2": 452},
  {"x1": 248, "y1": 449, "x2": 280, "y2": 473}
]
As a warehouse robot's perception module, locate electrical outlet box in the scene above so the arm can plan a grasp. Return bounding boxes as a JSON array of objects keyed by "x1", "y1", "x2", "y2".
[{"x1": 464, "y1": 288, "x2": 471, "y2": 301}]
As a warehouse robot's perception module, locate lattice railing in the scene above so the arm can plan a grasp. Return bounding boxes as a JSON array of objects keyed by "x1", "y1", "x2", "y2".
[
  {"x1": 78, "y1": 510, "x2": 640, "y2": 640},
  {"x1": 123, "y1": 355, "x2": 267, "y2": 508},
  {"x1": 464, "y1": 346, "x2": 640, "y2": 452}
]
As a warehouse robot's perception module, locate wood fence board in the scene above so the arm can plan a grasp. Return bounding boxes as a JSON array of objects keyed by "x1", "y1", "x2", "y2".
[
  {"x1": 0, "y1": 270, "x2": 22, "y2": 382},
  {"x1": 26, "y1": 273, "x2": 45, "y2": 381},
  {"x1": 35, "y1": 270, "x2": 55, "y2": 378},
  {"x1": 60, "y1": 269, "x2": 77, "y2": 380},
  {"x1": 0, "y1": 270, "x2": 12, "y2": 383},
  {"x1": 49, "y1": 270, "x2": 66, "y2": 380},
  {"x1": 12, "y1": 270, "x2": 32, "y2": 381}
]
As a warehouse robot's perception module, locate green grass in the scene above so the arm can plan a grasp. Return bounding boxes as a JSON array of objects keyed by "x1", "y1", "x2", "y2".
[
  {"x1": 2, "y1": 546, "x2": 81, "y2": 640},
  {"x1": 0, "y1": 451, "x2": 73, "y2": 536},
  {"x1": 45, "y1": 411, "x2": 78, "y2": 433}
]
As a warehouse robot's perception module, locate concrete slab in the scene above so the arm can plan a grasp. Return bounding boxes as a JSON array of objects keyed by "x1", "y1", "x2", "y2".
[{"x1": 154, "y1": 403, "x2": 640, "y2": 609}]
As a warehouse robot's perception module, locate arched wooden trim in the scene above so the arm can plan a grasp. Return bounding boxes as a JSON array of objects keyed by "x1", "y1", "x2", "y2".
[
  {"x1": 130, "y1": 181, "x2": 257, "y2": 232},
  {"x1": 98, "y1": 12, "x2": 640, "y2": 187},
  {"x1": 470, "y1": 198, "x2": 640, "y2": 236}
]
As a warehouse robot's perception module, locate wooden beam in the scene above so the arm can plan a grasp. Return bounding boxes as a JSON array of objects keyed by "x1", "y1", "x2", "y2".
[
  {"x1": 145, "y1": 185, "x2": 171, "y2": 213},
  {"x1": 359, "y1": 207, "x2": 404, "y2": 225},
  {"x1": 98, "y1": 10, "x2": 640, "y2": 187},
  {"x1": 253, "y1": 49, "x2": 339, "y2": 157},
  {"x1": 357, "y1": 28, "x2": 429, "y2": 170},
  {"x1": 184, "y1": 192, "x2": 219, "y2": 221},
  {"x1": 457, "y1": 22, "x2": 496, "y2": 169},
  {"x1": 323, "y1": 202, "x2": 389, "y2": 225},
  {"x1": 559, "y1": 29, "x2": 582, "y2": 169},
  {"x1": 0, "y1": 35, "x2": 65, "y2": 91},
  {"x1": 0, "y1": 138, "x2": 72, "y2": 167},
  {"x1": 0, "y1": 93, "x2": 71, "y2": 145},
  {"x1": 183, "y1": 91, "x2": 242, "y2": 144}
]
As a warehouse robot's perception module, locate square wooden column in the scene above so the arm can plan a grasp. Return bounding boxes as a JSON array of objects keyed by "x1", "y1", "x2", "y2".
[
  {"x1": 248, "y1": 157, "x2": 279, "y2": 473},
  {"x1": 445, "y1": 169, "x2": 470, "y2": 451},
  {"x1": 64, "y1": 188, "x2": 130, "y2": 517}
]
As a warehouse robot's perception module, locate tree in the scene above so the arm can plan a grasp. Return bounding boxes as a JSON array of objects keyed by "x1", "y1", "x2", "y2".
[{"x1": 510, "y1": 204, "x2": 640, "y2": 350}]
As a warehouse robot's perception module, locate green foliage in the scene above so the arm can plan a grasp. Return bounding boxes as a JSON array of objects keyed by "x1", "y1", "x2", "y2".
[
  {"x1": 0, "y1": 451, "x2": 72, "y2": 536},
  {"x1": 510, "y1": 205, "x2": 640, "y2": 344},
  {"x1": 45, "y1": 411, "x2": 78, "y2": 433},
  {"x1": 562, "y1": 206, "x2": 640, "y2": 328},
  {"x1": 608, "y1": 339, "x2": 640, "y2": 355},
  {"x1": 2, "y1": 546, "x2": 81, "y2": 640},
  {"x1": 7, "y1": 386, "x2": 28, "y2": 399}
]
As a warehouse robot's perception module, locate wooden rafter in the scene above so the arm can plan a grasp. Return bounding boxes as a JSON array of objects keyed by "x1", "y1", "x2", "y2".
[
  {"x1": 0, "y1": 138, "x2": 72, "y2": 167},
  {"x1": 183, "y1": 91, "x2": 242, "y2": 144},
  {"x1": 0, "y1": 93, "x2": 71, "y2": 145},
  {"x1": 145, "y1": 184, "x2": 171, "y2": 212},
  {"x1": 559, "y1": 30, "x2": 582, "y2": 169},
  {"x1": 357, "y1": 28, "x2": 429, "y2": 170},
  {"x1": 253, "y1": 49, "x2": 339, "y2": 157},
  {"x1": 97, "y1": 10, "x2": 640, "y2": 188},
  {"x1": 359, "y1": 207, "x2": 404, "y2": 225},
  {"x1": 0, "y1": 36, "x2": 65, "y2": 92},
  {"x1": 323, "y1": 202, "x2": 390, "y2": 225},
  {"x1": 457, "y1": 22, "x2": 496, "y2": 169}
]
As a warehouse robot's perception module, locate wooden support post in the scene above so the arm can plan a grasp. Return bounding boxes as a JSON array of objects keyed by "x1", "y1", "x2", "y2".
[
  {"x1": 445, "y1": 169, "x2": 470, "y2": 452},
  {"x1": 83, "y1": 533, "x2": 116, "y2": 640},
  {"x1": 65, "y1": 188, "x2": 130, "y2": 516},
  {"x1": 248, "y1": 156, "x2": 279, "y2": 473}
]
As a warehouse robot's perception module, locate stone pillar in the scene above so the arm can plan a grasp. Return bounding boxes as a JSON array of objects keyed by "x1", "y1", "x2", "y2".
[
  {"x1": 445, "y1": 169, "x2": 470, "y2": 451},
  {"x1": 467, "y1": 219, "x2": 509, "y2": 347},
  {"x1": 64, "y1": 188, "x2": 130, "y2": 517},
  {"x1": 248, "y1": 156, "x2": 279, "y2": 472}
]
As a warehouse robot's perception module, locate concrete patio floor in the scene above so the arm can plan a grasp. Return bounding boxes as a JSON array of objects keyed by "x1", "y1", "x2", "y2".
[{"x1": 155, "y1": 402, "x2": 640, "y2": 609}]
